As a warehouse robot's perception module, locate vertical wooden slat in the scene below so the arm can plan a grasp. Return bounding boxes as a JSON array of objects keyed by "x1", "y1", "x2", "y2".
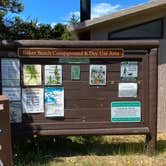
[
  {"x1": 0, "y1": 96, "x2": 13, "y2": 166},
  {"x1": 146, "y1": 48, "x2": 158, "y2": 155}
]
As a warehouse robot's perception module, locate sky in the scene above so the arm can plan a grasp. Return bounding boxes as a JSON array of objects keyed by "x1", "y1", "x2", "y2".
[{"x1": 17, "y1": 0, "x2": 150, "y2": 26}]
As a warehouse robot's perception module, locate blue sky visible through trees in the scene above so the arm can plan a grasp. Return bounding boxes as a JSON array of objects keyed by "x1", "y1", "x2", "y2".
[{"x1": 7, "y1": 0, "x2": 150, "y2": 25}]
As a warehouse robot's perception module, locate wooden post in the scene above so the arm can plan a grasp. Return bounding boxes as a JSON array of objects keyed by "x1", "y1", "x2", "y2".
[
  {"x1": 146, "y1": 48, "x2": 158, "y2": 155},
  {"x1": 0, "y1": 96, "x2": 13, "y2": 166}
]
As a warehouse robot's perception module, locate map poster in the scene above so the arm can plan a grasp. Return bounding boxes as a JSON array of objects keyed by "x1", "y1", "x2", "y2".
[
  {"x1": 23, "y1": 64, "x2": 42, "y2": 85},
  {"x1": 118, "y1": 83, "x2": 137, "y2": 97},
  {"x1": 45, "y1": 87, "x2": 64, "y2": 117},
  {"x1": 2, "y1": 87, "x2": 21, "y2": 101},
  {"x1": 111, "y1": 101, "x2": 141, "y2": 122},
  {"x1": 22, "y1": 88, "x2": 44, "y2": 113},
  {"x1": 121, "y1": 62, "x2": 138, "y2": 81},
  {"x1": 1, "y1": 58, "x2": 20, "y2": 86},
  {"x1": 71, "y1": 65, "x2": 80, "y2": 80},
  {"x1": 9, "y1": 101, "x2": 22, "y2": 123},
  {"x1": 89, "y1": 65, "x2": 106, "y2": 85},
  {"x1": 45, "y1": 65, "x2": 62, "y2": 85}
]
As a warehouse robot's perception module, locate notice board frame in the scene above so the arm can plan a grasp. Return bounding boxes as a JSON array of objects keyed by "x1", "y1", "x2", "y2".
[{"x1": 0, "y1": 40, "x2": 159, "y2": 155}]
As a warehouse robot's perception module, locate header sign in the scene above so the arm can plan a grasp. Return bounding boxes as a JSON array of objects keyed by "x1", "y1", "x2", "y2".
[{"x1": 18, "y1": 48, "x2": 124, "y2": 58}]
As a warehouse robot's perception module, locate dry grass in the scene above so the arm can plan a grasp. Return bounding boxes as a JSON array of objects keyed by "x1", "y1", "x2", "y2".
[{"x1": 13, "y1": 133, "x2": 166, "y2": 166}]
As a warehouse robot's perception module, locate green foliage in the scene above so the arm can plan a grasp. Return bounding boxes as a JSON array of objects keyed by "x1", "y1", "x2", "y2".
[
  {"x1": 0, "y1": 17, "x2": 74, "y2": 40},
  {"x1": 69, "y1": 14, "x2": 79, "y2": 26},
  {"x1": 0, "y1": 0, "x2": 74, "y2": 40},
  {"x1": 0, "y1": 0, "x2": 23, "y2": 18}
]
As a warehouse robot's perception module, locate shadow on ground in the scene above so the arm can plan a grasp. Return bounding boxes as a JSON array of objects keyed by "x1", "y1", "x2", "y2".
[{"x1": 12, "y1": 136, "x2": 166, "y2": 165}]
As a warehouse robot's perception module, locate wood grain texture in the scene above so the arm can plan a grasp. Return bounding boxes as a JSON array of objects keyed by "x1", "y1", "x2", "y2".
[
  {"x1": 0, "y1": 41, "x2": 159, "y2": 141},
  {"x1": 146, "y1": 48, "x2": 158, "y2": 155},
  {"x1": 0, "y1": 40, "x2": 159, "y2": 50},
  {"x1": 0, "y1": 98, "x2": 13, "y2": 166}
]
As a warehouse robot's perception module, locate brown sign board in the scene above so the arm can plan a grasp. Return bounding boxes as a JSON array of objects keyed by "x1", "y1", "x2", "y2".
[
  {"x1": 0, "y1": 40, "x2": 159, "y2": 155},
  {"x1": 0, "y1": 96, "x2": 13, "y2": 166},
  {"x1": 18, "y1": 48, "x2": 124, "y2": 58}
]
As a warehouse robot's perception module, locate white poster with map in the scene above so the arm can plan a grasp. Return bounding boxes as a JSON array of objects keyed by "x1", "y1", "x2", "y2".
[
  {"x1": 45, "y1": 87, "x2": 64, "y2": 117},
  {"x1": 23, "y1": 64, "x2": 42, "y2": 85},
  {"x1": 1, "y1": 58, "x2": 20, "y2": 86},
  {"x1": 22, "y1": 88, "x2": 44, "y2": 113},
  {"x1": 89, "y1": 65, "x2": 106, "y2": 85},
  {"x1": 45, "y1": 65, "x2": 62, "y2": 85}
]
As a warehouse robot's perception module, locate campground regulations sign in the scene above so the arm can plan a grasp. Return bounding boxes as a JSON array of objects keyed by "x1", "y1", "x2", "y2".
[{"x1": 111, "y1": 101, "x2": 141, "y2": 122}]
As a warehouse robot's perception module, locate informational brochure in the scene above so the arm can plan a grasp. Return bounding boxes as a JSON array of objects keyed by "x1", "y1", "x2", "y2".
[
  {"x1": 2, "y1": 87, "x2": 21, "y2": 101},
  {"x1": 89, "y1": 65, "x2": 106, "y2": 85},
  {"x1": 118, "y1": 83, "x2": 137, "y2": 97},
  {"x1": 22, "y1": 88, "x2": 44, "y2": 113},
  {"x1": 23, "y1": 64, "x2": 42, "y2": 85},
  {"x1": 121, "y1": 62, "x2": 138, "y2": 81},
  {"x1": 45, "y1": 65, "x2": 62, "y2": 85},
  {"x1": 9, "y1": 101, "x2": 22, "y2": 123},
  {"x1": 71, "y1": 65, "x2": 80, "y2": 80},
  {"x1": 111, "y1": 101, "x2": 141, "y2": 122},
  {"x1": 1, "y1": 58, "x2": 20, "y2": 86},
  {"x1": 45, "y1": 87, "x2": 64, "y2": 117}
]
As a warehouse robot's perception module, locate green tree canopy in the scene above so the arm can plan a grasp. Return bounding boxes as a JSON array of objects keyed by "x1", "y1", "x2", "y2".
[
  {"x1": 0, "y1": 0, "x2": 74, "y2": 40},
  {"x1": 0, "y1": 17, "x2": 73, "y2": 40},
  {"x1": 0, "y1": 0, "x2": 23, "y2": 21}
]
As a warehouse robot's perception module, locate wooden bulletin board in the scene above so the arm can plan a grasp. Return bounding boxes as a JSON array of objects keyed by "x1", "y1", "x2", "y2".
[{"x1": 0, "y1": 40, "x2": 159, "y2": 155}]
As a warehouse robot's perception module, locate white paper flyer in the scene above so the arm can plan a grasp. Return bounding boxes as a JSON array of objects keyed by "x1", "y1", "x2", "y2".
[{"x1": 45, "y1": 87, "x2": 64, "y2": 117}]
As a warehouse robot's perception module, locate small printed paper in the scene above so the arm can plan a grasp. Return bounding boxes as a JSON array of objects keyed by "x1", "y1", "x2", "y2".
[
  {"x1": 45, "y1": 65, "x2": 62, "y2": 85},
  {"x1": 111, "y1": 101, "x2": 141, "y2": 122},
  {"x1": 121, "y1": 62, "x2": 138, "y2": 81},
  {"x1": 1, "y1": 58, "x2": 20, "y2": 86},
  {"x1": 22, "y1": 88, "x2": 44, "y2": 113},
  {"x1": 89, "y1": 65, "x2": 106, "y2": 85},
  {"x1": 2, "y1": 87, "x2": 21, "y2": 101},
  {"x1": 23, "y1": 64, "x2": 42, "y2": 85},
  {"x1": 118, "y1": 83, "x2": 137, "y2": 97},
  {"x1": 9, "y1": 101, "x2": 22, "y2": 123},
  {"x1": 71, "y1": 65, "x2": 80, "y2": 80},
  {"x1": 45, "y1": 87, "x2": 64, "y2": 117},
  {"x1": 0, "y1": 160, "x2": 3, "y2": 166},
  {"x1": 0, "y1": 104, "x2": 4, "y2": 111}
]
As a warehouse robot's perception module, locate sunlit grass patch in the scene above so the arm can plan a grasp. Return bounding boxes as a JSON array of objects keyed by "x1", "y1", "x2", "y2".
[{"x1": 12, "y1": 133, "x2": 166, "y2": 166}]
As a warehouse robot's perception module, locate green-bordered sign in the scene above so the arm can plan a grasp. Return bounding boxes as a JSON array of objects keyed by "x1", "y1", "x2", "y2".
[
  {"x1": 111, "y1": 101, "x2": 141, "y2": 122},
  {"x1": 71, "y1": 65, "x2": 80, "y2": 80}
]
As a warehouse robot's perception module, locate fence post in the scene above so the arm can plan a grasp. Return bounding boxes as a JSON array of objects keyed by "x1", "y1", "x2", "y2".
[
  {"x1": 146, "y1": 48, "x2": 158, "y2": 155},
  {"x1": 0, "y1": 96, "x2": 13, "y2": 166}
]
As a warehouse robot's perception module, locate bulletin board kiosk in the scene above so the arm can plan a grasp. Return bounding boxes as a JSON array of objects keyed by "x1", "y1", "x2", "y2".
[
  {"x1": 0, "y1": 96, "x2": 13, "y2": 166},
  {"x1": 0, "y1": 40, "x2": 159, "y2": 155}
]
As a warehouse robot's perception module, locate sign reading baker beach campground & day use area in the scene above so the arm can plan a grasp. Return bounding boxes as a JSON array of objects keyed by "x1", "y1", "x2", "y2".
[{"x1": 18, "y1": 48, "x2": 124, "y2": 58}]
